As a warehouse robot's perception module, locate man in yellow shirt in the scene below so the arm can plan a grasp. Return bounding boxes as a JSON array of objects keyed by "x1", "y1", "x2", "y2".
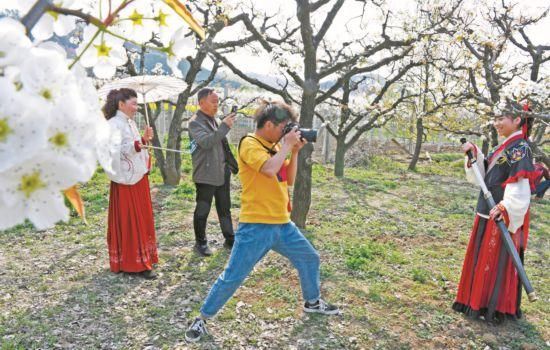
[{"x1": 185, "y1": 101, "x2": 339, "y2": 342}]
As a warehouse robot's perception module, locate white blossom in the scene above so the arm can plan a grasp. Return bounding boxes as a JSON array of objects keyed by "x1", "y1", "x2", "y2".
[
  {"x1": 77, "y1": 25, "x2": 128, "y2": 79},
  {"x1": 31, "y1": 0, "x2": 78, "y2": 41}
]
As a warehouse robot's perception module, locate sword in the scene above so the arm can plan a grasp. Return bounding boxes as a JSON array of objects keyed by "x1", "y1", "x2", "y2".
[{"x1": 460, "y1": 138, "x2": 537, "y2": 302}]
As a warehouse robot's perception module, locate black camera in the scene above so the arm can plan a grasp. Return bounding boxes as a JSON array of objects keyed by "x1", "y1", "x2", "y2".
[
  {"x1": 282, "y1": 122, "x2": 317, "y2": 143},
  {"x1": 231, "y1": 105, "x2": 238, "y2": 113}
]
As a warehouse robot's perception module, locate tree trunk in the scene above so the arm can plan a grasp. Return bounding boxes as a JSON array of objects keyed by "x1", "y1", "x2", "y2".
[
  {"x1": 481, "y1": 137, "x2": 489, "y2": 155},
  {"x1": 292, "y1": 144, "x2": 313, "y2": 228},
  {"x1": 162, "y1": 97, "x2": 187, "y2": 186},
  {"x1": 334, "y1": 136, "x2": 346, "y2": 177},
  {"x1": 408, "y1": 117, "x2": 424, "y2": 171},
  {"x1": 291, "y1": 81, "x2": 317, "y2": 228},
  {"x1": 490, "y1": 125, "x2": 498, "y2": 147}
]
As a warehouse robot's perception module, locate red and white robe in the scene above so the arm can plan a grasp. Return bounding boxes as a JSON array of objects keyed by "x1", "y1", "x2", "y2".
[
  {"x1": 453, "y1": 131, "x2": 538, "y2": 321},
  {"x1": 105, "y1": 111, "x2": 157, "y2": 273}
]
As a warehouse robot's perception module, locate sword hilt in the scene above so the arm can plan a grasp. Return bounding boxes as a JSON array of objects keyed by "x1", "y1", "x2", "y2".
[{"x1": 460, "y1": 138, "x2": 475, "y2": 161}]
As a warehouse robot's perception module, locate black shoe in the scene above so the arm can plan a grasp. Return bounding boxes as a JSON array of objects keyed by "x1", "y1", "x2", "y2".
[
  {"x1": 223, "y1": 239, "x2": 234, "y2": 249},
  {"x1": 139, "y1": 270, "x2": 157, "y2": 280},
  {"x1": 194, "y1": 243, "x2": 213, "y2": 256},
  {"x1": 304, "y1": 298, "x2": 340, "y2": 315},
  {"x1": 185, "y1": 317, "x2": 208, "y2": 342}
]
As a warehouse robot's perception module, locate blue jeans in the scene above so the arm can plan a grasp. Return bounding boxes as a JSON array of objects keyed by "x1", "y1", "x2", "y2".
[{"x1": 200, "y1": 222, "x2": 321, "y2": 318}]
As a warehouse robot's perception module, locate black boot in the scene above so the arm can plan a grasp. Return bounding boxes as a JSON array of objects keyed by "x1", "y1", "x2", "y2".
[{"x1": 194, "y1": 243, "x2": 213, "y2": 256}]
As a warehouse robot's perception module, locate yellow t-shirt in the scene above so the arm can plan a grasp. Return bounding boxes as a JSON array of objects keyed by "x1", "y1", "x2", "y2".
[{"x1": 238, "y1": 133, "x2": 291, "y2": 224}]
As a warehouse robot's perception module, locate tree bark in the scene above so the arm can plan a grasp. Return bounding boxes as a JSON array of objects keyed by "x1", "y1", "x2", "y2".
[
  {"x1": 291, "y1": 91, "x2": 317, "y2": 228},
  {"x1": 162, "y1": 94, "x2": 189, "y2": 186},
  {"x1": 490, "y1": 125, "x2": 498, "y2": 147},
  {"x1": 408, "y1": 117, "x2": 424, "y2": 171},
  {"x1": 290, "y1": 0, "x2": 319, "y2": 228},
  {"x1": 334, "y1": 136, "x2": 346, "y2": 177},
  {"x1": 481, "y1": 137, "x2": 489, "y2": 155}
]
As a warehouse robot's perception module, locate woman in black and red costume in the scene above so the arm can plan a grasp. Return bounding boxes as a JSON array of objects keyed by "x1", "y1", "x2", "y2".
[{"x1": 453, "y1": 102, "x2": 538, "y2": 323}]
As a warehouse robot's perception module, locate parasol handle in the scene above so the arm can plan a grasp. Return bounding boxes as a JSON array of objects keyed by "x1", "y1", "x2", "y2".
[{"x1": 142, "y1": 93, "x2": 151, "y2": 126}]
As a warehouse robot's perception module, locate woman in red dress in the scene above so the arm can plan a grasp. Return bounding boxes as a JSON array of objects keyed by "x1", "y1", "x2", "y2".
[
  {"x1": 102, "y1": 88, "x2": 158, "y2": 279},
  {"x1": 453, "y1": 104, "x2": 537, "y2": 322}
]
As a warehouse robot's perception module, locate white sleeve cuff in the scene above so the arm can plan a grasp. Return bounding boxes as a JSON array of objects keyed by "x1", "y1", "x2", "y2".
[
  {"x1": 464, "y1": 146, "x2": 485, "y2": 185},
  {"x1": 501, "y1": 178, "x2": 531, "y2": 233}
]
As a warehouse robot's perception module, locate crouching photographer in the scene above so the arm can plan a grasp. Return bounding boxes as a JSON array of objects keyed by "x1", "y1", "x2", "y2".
[{"x1": 185, "y1": 100, "x2": 339, "y2": 343}]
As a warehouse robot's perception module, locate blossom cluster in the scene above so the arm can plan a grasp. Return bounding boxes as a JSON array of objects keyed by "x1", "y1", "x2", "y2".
[
  {"x1": 0, "y1": 0, "x2": 205, "y2": 230},
  {"x1": 0, "y1": 17, "x2": 115, "y2": 230},
  {"x1": 2, "y1": 0, "x2": 202, "y2": 79}
]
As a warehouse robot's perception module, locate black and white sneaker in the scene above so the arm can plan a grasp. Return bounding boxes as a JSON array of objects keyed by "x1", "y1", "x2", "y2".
[
  {"x1": 304, "y1": 299, "x2": 340, "y2": 315},
  {"x1": 185, "y1": 317, "x2": 208, "y2": 342}
]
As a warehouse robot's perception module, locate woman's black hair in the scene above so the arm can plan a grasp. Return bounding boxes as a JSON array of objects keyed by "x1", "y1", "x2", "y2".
[
  {"x1": 102, "y1": 88, "x2": 138, "y2": 120},
  {"x1": 254, "y1": 100, "x2": 298, "y2": 129}
]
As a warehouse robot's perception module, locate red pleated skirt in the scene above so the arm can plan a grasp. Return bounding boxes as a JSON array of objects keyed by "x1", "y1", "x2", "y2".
[
  {"x1": 107, "y1": 175, "x2": 158, "y2": 273},
  {"x1": 453, "y1": 212, "x2": 530, "y2": 320}
]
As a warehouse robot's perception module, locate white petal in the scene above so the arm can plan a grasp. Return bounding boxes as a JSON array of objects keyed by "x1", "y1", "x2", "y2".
[
  {"x1": 108, "y1": 45, "x2": 128, "y2": 66},
  {"x1": 31, "y1": 14, "x2": 55, "y2": 41},
  {"x1": 26, "y1": 189, "x2": 69, "y2": 230},
  {"x1": 0, "y1": 79, "x2": 47, "y2": 171},
  {"x1": 0, "y1": 200, "x2": 25, "y2": 231},
  {"x1": 36, "y1": 41, "x2": 67, "y2": 57},
  {"x1": 93, "y1": 59, "x2": 116, "y2": 79},
  {"x1": 0, "y1": 17, "x2": 32, "y2": 66},
  {"x1": 79, "y1": 46, "x2": 99, "y2": 67},
  {"x1": 53, "y1": 14, "x2": 77, "y2": 37}
]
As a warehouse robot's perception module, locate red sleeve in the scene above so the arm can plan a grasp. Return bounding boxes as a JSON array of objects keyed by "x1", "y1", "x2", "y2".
[{"x1": 134, "y1": 140, "x2": 142, "y2": 152}]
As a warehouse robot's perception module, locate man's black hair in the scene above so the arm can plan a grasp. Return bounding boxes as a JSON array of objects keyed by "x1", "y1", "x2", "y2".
[
  {"x1": 197, "y1": 88, "x2": 215, "y2": 102},
  {"x1": 255, "y1": 100, "x2": 297, "y2": 129}
]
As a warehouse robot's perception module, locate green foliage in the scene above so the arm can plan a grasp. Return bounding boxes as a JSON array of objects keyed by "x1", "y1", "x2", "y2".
[
  {"x1": 345, "y1": 241, "x2": 406, "y2": 272},
  {"x1": 411, "y1": 268, "x2": 430, "y2": 284}
]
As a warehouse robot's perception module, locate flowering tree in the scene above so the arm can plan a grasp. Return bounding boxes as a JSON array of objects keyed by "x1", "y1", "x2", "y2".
[
  {"x1": 210, "y1": 0, "x2": 460, "y2": 226},
  {"x1": 0, "y1": 0, "x2": 205, "y2": 230},
  {"x1": 449, "y1": 0, "x2": 549, "y2": 162}
]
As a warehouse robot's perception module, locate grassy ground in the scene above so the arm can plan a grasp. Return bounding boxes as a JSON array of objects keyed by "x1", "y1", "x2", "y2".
[{"x1": 0, "y1": 153, "x2": 548, "y2": 349}]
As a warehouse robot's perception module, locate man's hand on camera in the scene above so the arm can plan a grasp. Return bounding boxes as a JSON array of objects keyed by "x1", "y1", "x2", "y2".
[
  {"x1": 222, "y1": 113, "x2": 236, "y2": 128},
  {"x1": 292, "y1": 137, "x2": 307, "y2": 153},
  {"x1": 283, "y1": 128, "x2": 301, "y2": 149}
]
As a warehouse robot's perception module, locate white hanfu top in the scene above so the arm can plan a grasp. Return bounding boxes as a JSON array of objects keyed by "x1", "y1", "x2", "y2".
[{"x1": 105, "y1": 110, "x2": 149, "y2": 185}]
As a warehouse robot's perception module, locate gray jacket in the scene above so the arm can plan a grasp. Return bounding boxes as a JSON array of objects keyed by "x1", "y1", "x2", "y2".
[{"x1": 188, "y1": 110, "x2": 233, "y2": 186}]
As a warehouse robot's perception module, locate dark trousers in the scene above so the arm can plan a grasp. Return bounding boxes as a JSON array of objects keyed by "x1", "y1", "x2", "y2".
[
  {"x1": 193, "y1": 167, "x2": 234, "y2": 245},
  {"x1": 535, "y1": 180, "x2": 549, "y2": 198}
]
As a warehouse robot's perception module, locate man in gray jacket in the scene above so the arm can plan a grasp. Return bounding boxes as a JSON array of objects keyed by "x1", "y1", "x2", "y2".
[{"x1": 188, "y1": 88, "x2": 238, "y2": 256}]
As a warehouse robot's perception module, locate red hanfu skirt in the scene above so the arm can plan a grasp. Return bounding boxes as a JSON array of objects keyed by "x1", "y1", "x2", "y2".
[
  {"x1": 453, "y1": 212, "x2": 530, "y2": 321},
  {"x1": 107, "y1": 175, "x2": 158, "y2": 273}
]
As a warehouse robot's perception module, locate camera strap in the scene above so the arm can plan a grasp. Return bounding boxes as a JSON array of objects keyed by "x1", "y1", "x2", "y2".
[{"x1": 238, "y1": 135, "x2": 278, "y2": 156}]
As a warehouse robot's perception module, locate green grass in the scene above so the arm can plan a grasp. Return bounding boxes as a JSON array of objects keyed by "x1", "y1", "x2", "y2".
[{"x1": 0, "y1": 151, "x2": 548, "y2": 349}]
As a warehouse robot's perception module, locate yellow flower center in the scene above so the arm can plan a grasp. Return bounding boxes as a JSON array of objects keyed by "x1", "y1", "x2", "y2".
[
  {"x1": 40, "y1": 88, "x2": 53, "y2": 100},
  {"x1": 94, "y1": 41, "x2": 112, "y2": 57},
  {"x1": 47, "y1": 10, "x2": 59, "y2": 21},
  {"x1": 50, "y1": 132, "x2": 68, "y2": 148},
  {"x1": 129, "y1": 9, "x2": 144, "y2": 26},
  {"x1": 157, "y1": 10, "x2": 169, "y2": 26},
  {"x1": 0, "y1": 118, "x2": 13, "y2": 142},
  {"x1": 19, "y1": 171, "x2": 46, "y2": 198}
]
